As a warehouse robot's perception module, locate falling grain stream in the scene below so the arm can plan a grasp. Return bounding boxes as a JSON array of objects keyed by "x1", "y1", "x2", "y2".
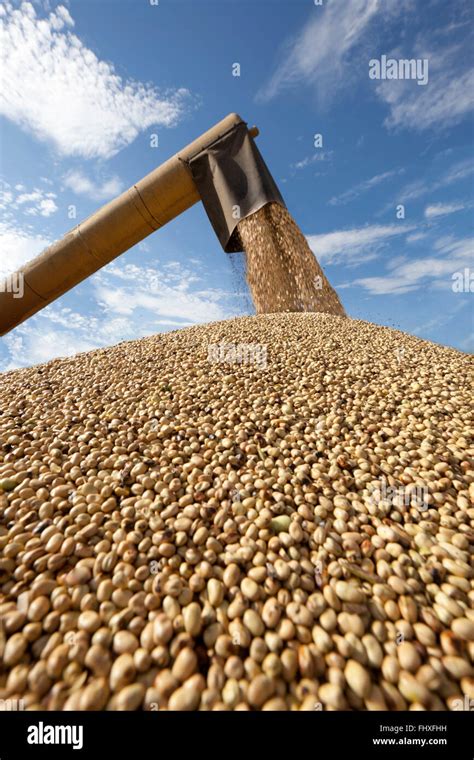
[{"x1": 237, "y1": 203, "x2": 346, "y2": 317}]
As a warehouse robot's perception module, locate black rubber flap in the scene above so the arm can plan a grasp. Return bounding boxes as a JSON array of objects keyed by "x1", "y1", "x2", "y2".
[{"x1": 187, "y1": 122, "x2": 286, "y2": 252}]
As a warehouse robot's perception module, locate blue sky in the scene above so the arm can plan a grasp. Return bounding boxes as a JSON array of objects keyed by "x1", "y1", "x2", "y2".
[{"x1": 0, "y1": 0, "x2": 473, "y2": 371}]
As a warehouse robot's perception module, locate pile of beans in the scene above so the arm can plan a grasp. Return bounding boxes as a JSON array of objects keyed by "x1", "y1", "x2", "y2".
[{"x1": 0, "y1": 312, "x2": 472, "y2": 710}]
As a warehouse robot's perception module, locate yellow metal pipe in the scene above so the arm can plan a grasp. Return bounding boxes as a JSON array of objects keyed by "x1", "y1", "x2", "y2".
[{"x1": 0, "y1": 114, "x2": 255, "y2": 336}]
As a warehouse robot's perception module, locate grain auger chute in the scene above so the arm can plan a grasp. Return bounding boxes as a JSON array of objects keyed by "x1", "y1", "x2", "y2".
[{"x1": 0, "y1": 114, "x2": 286, "y2": 336}]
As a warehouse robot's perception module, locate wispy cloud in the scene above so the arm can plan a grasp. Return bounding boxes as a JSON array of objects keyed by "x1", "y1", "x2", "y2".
[
  {"x1": 307, "y1": 224, "x2": 414, "y2": 266},
  {"x1": 386, "y1": 158, "x2": 474, "y2": 208},
  {"x1": 256, "y1": 0, "x2": 473, "y2": 137},
  {"x1": 412, "y1": 300, "x2": 468, "y2": 337},
  {"x1": 376, "y1": 38, "x2": 474, "y2": 132},
  {"x1": 291, "y1": 152, "x2": 333, "y2": 170},
  {"x1": 329, "y1": 168, "x2": 404, "y2": 206},
  {"x1": 345, "y1": 234, "x2": 473, "y2": 294},
  {"x1": 424, "y1": 201, "x2": 467, "y2": 218},
  {"x1": 63, "y1": 171, "x2": 124, "y2": 201},
  {"x1": 434, "y1": 235, "x2": 473, "y2": 259},
  {"x1": 0, "y1": 3, "x2": 193, "y2": 159},
  {"x1": 256, "y1": 0, "x2": 411, "y2": 103},
  {"x1": 406, "y1": 231, "x2": 429, "y2": 243}
]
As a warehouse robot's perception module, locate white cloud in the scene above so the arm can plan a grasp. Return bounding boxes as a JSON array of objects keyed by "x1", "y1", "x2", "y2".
[
  {"x1": 96, "y1": 287, "x2": 224, "y2": 323},
  {"x1": 376, "y1": 39, "x2": 474, "y2": 132},
  {"x1": 256, "y1": 0, "x2": 473, "y2": 136},
  {"x1": 398, "y1": 179, "x2": 430, "y2": 203},
  {"x1": 2, "y1": 324, "x2": 99, "y2": 371},
  {"x1": 378, "y1": 69, "x2": 474, "y2": 133},
  {"x1": 434, "y1": 235, "x2": 473, "y2": 259},
  {"x1": 0, "y1": 3, "x2": 193, "y2": 159},
  {"x1": 292, "y1": 152, "x2": 333, "y2": 170},
  {"x1": 406, "y1": 231, "x2": 429, "y2": 243},
  {"x1": 0, "y1": 186, "x2": 13, "y2": 209},
  {"x1": 0, "y1": 181, "x2": 58, "y2": 217},
  {"x1": 256, "y1": 0, "x2": 411, "y2": 103},
  {"x1": 96, "y1": 262, "x2": 227, "y2": 323},
  {"x1": 329, "y1": 168, "x2": 404, "y2": 206},
  {"x1": 443, "y1": 159, "x2": 474, "y2": 185},
  {"x1": 424, "y1": 201, "x2": 466, "y2": 218},
  {"x1": 347, "y1": 275, "x2": 419, "y2": 295},
  {"x1": 0, "y1": 259, "x2": 234, "y2": 370},
  {"x1": 391, "y1": 159, "x2": 474, "y2": 206},
  {"x1": 63, "y1": 171, "x2": 124, "y2": 201},
  {"x1": 0, "y1": 221, "x2": 51, "y2": 277},
  {"x1": 307, "y1": 224, "x2": 414, "y2": 266},
  {"x1": 346, "y1": 234, "x2": 473, "y2": 294},
  {"x1": 17, "y1": 191, "x2": 58, "y2": 217},
  {"x1": 36, "y1": 198, "x2": 58, "y2": 217}
]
